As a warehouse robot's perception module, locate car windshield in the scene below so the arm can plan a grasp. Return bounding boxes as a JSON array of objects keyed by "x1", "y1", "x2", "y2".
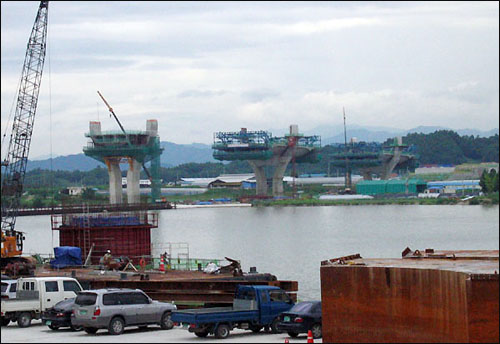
[
  {"x1": 1, "y1": 283, "x2": 8, "y2": 293},
  {"x1": 75, "y1": 293, "x2": 97, "y2": 306},
  {"x1": 289, "y1": 302, "x2": 315, "y2": 313}
]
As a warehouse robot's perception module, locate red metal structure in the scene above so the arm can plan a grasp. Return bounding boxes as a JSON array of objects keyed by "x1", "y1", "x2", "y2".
[
  {"x1": 51, "y1": 211, "x2": 158, "y2": 264},
  {"x1": 320, "y1": 249, "x2": 499, "y2": 343}
]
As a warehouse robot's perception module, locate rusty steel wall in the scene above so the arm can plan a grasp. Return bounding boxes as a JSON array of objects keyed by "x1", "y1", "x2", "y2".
[
  {"x1": 466, "y1": 278, "x2": 499, "y2": 343},
  {"x1": 59, "y1": 226, "x2": 152, "y2": 264},
  {"x1": 320, "y1": 266, "x2": 488, "y2": 343}
]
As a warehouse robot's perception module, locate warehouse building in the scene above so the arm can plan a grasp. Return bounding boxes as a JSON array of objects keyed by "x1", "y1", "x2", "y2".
[{"x1": 356, "y1": 178, "x2": 427, "y2": 195}]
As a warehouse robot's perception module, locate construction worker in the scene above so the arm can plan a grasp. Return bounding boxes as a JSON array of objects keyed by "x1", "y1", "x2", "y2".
[{"x1": 103, "y1": 250, "x2": 112, "y2": 264}]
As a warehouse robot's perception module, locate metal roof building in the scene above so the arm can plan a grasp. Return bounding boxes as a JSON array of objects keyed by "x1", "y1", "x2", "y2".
[{"x1": 356, "y1": 178, "x2": 427, "y2": 195}]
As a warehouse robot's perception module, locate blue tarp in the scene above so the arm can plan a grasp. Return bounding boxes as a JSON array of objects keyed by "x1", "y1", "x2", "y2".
[{"x1": 50, "y1": 246, "x2": 82, "y2": 269}]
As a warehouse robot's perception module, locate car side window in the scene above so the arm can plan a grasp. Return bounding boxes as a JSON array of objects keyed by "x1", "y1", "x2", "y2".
[
  {"x1": 23, "y1": 282, "x2": 35, "y2": 291},
  {"x1": 63, "y1": 281, "x2": 82, "y2": 293},
  {"x1": 269, "y1": 290, "x2": 289, "y2": 302},
  {"x1": 260, "y1": 291, "x2": 269, "y2": 303},
  {"x1": 11, "y1": 283, "x2": 16, "y2": 292},
  {"x1": 131, "y1": 292, "x2": 149, "y2": 304},
  {"x1": 103, "y1": 293, "x2": 121, "y2": 306},
  {"x1": 118, "y1": 293, "x2": 135, "y2": 305},
  {"x1": 45, "y1": 281, "x2": 59, "y2": 292}
]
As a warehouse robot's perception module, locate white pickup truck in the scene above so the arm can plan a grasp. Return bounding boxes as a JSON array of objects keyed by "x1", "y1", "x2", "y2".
[{"x1": 1, "y1": 277, "x2": 83, "y2": 327}]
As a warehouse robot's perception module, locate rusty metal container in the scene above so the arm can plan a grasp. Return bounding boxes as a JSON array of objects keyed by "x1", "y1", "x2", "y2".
[{"x1": 320, "y1": 249, "x2": 499, "y2": 343}]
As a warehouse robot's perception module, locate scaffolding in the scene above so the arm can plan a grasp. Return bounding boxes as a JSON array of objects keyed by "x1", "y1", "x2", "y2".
[
  {"x1": 212, "y1": 129, "x2": 321, "y2": 162},
  {"x1": 150, "y1": 242, "x2": 228, "y2": 271}
]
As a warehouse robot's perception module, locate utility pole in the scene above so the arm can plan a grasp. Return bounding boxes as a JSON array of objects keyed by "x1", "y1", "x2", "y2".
[{"x1": 343, "y1": 107, "x2": 351, "y2": 190}]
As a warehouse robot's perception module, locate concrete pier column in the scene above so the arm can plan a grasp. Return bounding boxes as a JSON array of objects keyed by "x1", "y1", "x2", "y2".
[
  {"x1": 272, "y1": 155, "x2": 293, "y2": 196},
  {"x1": 104, "y1": 158, "x2": 123, "y2": 204},
  {"x1": 248, "y1": 161, "x2": 268, "y2": 196},
  {"x1": 381, "y1": 147, "x2": 402, "y2": 179},
  {"x1": 127, "y1": 158, "x2": 141, "y2": 204}
]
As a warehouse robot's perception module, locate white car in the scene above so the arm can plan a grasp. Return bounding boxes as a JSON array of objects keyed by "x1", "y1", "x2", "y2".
[{"x1": 1, "y1": 280, "x2": 17, "y2": 300}]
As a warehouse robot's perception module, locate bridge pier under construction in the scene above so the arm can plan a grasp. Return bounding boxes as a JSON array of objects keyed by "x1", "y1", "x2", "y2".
[
  {"x1": 84, "y1": 120, "x2": 163, "y2": 204},
  {"x1": 213, "y1": 125, "x2": 321, "y2": 197}
]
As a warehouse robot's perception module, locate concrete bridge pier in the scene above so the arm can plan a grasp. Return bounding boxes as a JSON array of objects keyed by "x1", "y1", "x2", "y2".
[
  {"x1": 248, "y1": 161, "x2": 268, "y2": 196},
  {"x1": 272, "y1": 155, "x2": 293, "y2": 196},
  {"x1": 127, "y1": 158, "x2": 141, "y2": 204},
  {"x1": 104, "y1": 157, "x2": 123, "y2": 204},
  {"x1": 381, "y1": 146, "x2": 402, "y2": 179}
]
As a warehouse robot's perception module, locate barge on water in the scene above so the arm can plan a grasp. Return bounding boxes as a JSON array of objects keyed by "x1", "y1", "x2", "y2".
[{"x1": 320, "y1": 248, "x2": 499, "y2": 343}]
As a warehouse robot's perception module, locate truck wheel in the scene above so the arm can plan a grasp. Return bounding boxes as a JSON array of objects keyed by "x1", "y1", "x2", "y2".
[
  {"x1": 270, "y1": 318, "x2": 282, "y2": 334},
  {"x1": 160, "y1": 312, "x2": 173, "y2": 330},
  {"x1": 195, "y1": 330, "x2": 209, "y2": 337},
  {"x1": 250, "y1": 325, "x2": 262, "y2": 333},
  {"x1": 1, "y1": 318, "x2": 10, "y2": 326},
  {"x1": 84, "y1": 327, "x2": 98, "y2": 334},
  {"x1": 108, "y1": 317, "x2": 125, "y2": 335},
  {"x1": 311, "y1": 323, "x2": 322, "y2": 338},
  {"x1": 17, "y1": 312, "x2": 32, "y2": 328},
  {"x1": 215, "y1": 324, "x2": 230, "y2": 339}
]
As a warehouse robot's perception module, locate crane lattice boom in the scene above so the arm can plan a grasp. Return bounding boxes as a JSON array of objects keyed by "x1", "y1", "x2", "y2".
[{"x1": 1, "y1": 1, "x2": 49, "y2": 255}]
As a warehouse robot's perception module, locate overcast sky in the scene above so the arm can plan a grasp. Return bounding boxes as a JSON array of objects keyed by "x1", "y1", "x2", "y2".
[{"x1": 1, "y1": 1, "x2": 499, "y2": 158}]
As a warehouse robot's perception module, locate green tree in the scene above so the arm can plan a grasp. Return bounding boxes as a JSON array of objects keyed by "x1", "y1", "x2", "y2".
[
  {"x1": 479, "y1": 170, "x2": 488, "y2": 192},
  {"x1": 31, "y1": 196, "x2": 44, "y2": 208},
  {"x1": 81, "y1": 187, "x2": 96, "y2": 200}
]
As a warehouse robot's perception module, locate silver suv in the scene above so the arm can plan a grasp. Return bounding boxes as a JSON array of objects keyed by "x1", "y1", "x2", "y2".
[{"x1": 71, "y1": 288, "x2": 176, "y2": 335}]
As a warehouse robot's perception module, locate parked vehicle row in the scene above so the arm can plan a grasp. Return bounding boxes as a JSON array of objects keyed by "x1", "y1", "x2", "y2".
[{"x1": 2, "y1": 277, "x2": 321, "y2": 339}]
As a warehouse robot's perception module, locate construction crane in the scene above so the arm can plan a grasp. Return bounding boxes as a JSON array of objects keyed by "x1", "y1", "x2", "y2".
[{"x1": 1, "y1": 1, "x2": 49, "y2": 264}]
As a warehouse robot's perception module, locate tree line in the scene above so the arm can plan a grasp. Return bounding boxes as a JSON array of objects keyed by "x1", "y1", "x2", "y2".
[{"x1": 15, "y1": 130, "x2": 499, "y2": 188}]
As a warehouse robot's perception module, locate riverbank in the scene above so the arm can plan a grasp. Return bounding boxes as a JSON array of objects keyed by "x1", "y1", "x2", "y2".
[{"x1": 251, "y1": 193, "x2": 499, "y2": 207}]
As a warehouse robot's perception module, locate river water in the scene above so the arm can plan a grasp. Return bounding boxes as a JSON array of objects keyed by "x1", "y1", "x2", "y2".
[{"x1": 15, "y1": 205, "x2": 499, "y2": 301}]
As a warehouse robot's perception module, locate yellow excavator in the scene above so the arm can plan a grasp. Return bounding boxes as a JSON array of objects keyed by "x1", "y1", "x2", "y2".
[{"x1": 1, "y1": 1, "x2": 49, "y2": 267}]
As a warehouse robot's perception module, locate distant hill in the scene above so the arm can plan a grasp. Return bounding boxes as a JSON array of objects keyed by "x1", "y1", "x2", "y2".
[
  {"x1": 25, "y1": 127, "x2": 498, "y2": 171},
  {"x1": 26, "y1": 154, "x2": 104, "y2": 172},
  {"x1": 319, "y1": 125, "x2": 498, "y2": 144},
  {"x1": 160, "y1": 141, "x2": 215, "y2": 167},
  {"x1": 26, "y1": 142, "x2": 216, "y2": 172}
]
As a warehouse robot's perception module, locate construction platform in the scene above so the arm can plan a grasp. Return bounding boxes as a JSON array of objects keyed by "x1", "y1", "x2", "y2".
[
  {"x1": 320, "y1": 248, "x2": 499, "y2": 343},
  {"x1": 33, "y1": 266, "x2": 298, "y2": 309}
]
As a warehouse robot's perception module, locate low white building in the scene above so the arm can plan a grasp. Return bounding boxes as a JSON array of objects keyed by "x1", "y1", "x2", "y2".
[{"x1": 67, "y1": 186, "x2": 84, "y2": 196}]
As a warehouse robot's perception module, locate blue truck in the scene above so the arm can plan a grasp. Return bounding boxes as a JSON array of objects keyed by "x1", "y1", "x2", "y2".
[{"x1": 171, "y1": 285, "x2": 294, "y2": 339}]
